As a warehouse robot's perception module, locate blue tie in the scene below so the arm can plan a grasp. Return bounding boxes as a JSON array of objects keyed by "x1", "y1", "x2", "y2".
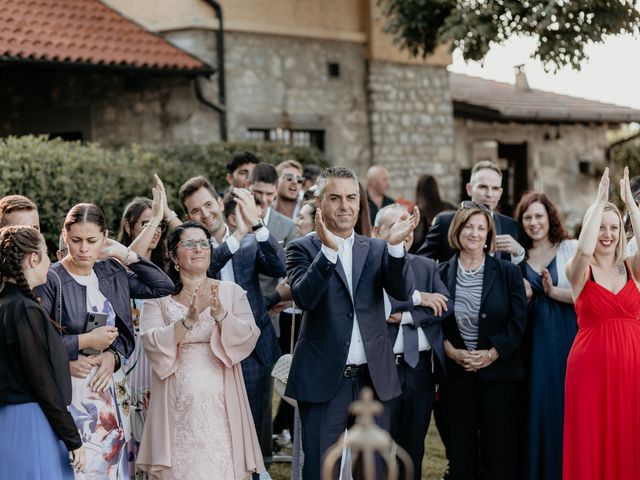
[{"x1": 403, "y1": 324, "x2": 419, "y2": 368}]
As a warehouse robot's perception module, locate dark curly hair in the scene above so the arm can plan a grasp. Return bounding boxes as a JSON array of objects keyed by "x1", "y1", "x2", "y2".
[
  {"x1": 117, "y1": 197, "x2": 167, "y2": 269},
  {"x1": 166, "y1": 221, "x2": 211, "y2": 295},
  {"x1": 0, "y1": 225, "x2": 44, "y2": 303},
  {"x1": 514, "y1": 192, "x2": 569, "y2": 251}
]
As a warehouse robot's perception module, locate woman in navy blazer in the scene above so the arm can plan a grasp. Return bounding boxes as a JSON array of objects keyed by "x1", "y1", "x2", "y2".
[
  {"x1": 35, "y1": 203, "x2": 174, "y2": 480},
  {"x1": 437, "y1": 203, "x2": 527, "y2": 480}
]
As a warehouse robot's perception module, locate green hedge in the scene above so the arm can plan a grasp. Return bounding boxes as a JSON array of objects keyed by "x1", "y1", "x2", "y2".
[{"x1": 0, "y1": 135, "x2": 327, "y2": 249}]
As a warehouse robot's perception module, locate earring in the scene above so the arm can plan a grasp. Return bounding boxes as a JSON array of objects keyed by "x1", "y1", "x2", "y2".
[{"x1": 174, "y1": 263, "x2": 180, "y2": 271}]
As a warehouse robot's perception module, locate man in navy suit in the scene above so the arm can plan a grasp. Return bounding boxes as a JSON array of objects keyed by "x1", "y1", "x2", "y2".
[
  {"x1": 179, "y1": 176, "x2": 285, "y2": 471},
  {"x1": 286, "y1": 167, "x2": 419, "y2": 480},
  {"x1": 417, "y1": 160, "x2": 524, "y2": 264},
  {"x1": 373, "y1": 203, "x2": 453, "y2": 479}
]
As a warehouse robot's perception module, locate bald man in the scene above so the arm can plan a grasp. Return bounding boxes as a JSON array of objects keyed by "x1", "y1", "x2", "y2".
[{"x1": 366, "y1": 165, "x2": 395, "y2": 226}]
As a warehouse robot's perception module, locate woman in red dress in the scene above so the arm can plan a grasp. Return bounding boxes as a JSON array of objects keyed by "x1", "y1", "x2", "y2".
[{"x1": 564, "y1": 166, "x2": 640, "y2": 480}]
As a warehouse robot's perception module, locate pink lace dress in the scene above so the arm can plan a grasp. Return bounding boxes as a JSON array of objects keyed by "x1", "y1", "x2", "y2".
[{"x1": 165, "y1": 299, "x2": 235, "y2": 480}]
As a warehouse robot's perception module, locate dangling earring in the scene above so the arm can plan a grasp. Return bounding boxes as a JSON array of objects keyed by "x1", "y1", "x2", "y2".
[{"x1": 174, "y1": 263, "x2": 180, "y2": 271}]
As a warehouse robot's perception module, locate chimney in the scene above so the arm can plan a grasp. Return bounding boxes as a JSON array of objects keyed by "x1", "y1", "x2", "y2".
[{"x1": 514, "y1": 64, "x2": 530, "y2": 91}]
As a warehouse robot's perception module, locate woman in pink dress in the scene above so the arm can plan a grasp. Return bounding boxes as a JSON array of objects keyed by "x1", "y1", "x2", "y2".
[
  {"x1": 136, "y1": 221, "x2": 264, "y2": 480},
  {"x1": 564, "y1": 167, "x2": 640, "y2": 480}
]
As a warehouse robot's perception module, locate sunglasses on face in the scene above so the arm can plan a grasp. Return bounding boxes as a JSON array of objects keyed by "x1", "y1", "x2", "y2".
[
  {"x1": 460, "y1": 201, "x2": 491, "y2": 213},
  {"x1": 140, "y1": 220, "x2": 167, "y2": 233},
  {"x1": 281, "y1": 173, "x2": 305, "y2": 185},
  {"x1": 179, "y1": 239, "x2": 211, "y2": 250}
]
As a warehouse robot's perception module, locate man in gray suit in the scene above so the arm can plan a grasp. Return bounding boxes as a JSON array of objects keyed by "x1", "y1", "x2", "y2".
[{"x1": 249, "y1": 162, "x2": 298, "y2": 465}]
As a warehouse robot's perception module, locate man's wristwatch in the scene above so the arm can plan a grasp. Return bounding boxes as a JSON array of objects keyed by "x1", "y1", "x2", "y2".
[{"x1": 251, "y1": 221, "x2": 265, "y2": 232}]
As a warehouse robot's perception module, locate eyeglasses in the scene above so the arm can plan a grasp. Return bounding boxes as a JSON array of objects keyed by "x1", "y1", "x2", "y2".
[
  {"x1": 140, "y1": 220, "x2": 167, "y2": 233},
  {"x1": 179, "y1": 239, "x2": 211, "y2": 250},
  {"x1": 281, "y1": 173, "x2": 305, "y2": 185},
  {"x1": 460, "y1": 201, "x2": 491, "y2": 213}
]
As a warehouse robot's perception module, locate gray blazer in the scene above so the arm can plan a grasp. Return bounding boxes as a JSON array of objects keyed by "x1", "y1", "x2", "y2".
[{"x1": 259, "y1": 208, "x2": 297, "y2": 300}]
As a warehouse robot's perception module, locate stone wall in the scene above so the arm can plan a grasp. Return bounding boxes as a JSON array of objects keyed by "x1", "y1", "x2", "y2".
[
  {"x1": 367, "y1": 63, "x2": 455, "y2": 200},
  {"x1": 0, "y1": 67, "x2": 218, "y2": 148},
  {"x1": 453, "y1": 119, "x2": 609, "y2": 231}
]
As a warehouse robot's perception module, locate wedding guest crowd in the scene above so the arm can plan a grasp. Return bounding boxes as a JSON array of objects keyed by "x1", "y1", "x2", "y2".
[{"x1": 3, "y1": 155, "x2": 640, "y2": 480}]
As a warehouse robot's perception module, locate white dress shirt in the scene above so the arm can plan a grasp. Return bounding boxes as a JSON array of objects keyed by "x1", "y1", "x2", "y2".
[
  {"x1": 320, "y1": 229, "x2": 405, "y2": 365},
  {"x1": 211, "y1": 223, "x2": 270, "y2": 282},
  {"x1": 383, "y1": 290, "x2": 431, "y2": 354}
]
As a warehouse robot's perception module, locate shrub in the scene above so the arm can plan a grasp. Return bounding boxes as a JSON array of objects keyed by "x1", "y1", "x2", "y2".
[{"x1": 0, "y1": 135, "x2": 326, "y2": 250}]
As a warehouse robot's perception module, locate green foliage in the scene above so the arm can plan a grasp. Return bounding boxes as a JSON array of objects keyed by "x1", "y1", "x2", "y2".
[
  {"x1": 379, "y1": 0, "x2": 640, "y2": 71},
  {"x1": 0, "y1": 136, "x2": 326, "y2": 249},
  {"x1": 612, "y1": 135, "x2": 640, "y2": 177}
]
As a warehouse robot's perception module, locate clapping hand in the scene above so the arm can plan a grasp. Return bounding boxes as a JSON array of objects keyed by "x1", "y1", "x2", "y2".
[
  {"x1": 387, "y1": 206, "x2": 420, "y2": 246},
  {"x1": 315, "y1": 208, "x2": 338, "y2": 251},
  {"x1": 210, "y1": 282, "x2": 226, "y2": 323},
  {"x1": 597, "y1": 167, "x2": 610, "y2": 206},
  {"x1": 541, "y1": 268, "x2": 554, "y2": 297},
  {"x1": 620, "y1": 166, "x2": 637, "y2": 211},
  {"x1": 232, "y1": 188, "x2": 261, "y2": 228},
  {"x1": 185, "y1": 286, "x2": 201, "y2": 328}
]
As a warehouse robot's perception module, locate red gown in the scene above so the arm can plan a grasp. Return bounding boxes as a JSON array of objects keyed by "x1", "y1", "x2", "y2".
[{"x1": 564, "y1": 265, "x2": 640, "y2": 479}]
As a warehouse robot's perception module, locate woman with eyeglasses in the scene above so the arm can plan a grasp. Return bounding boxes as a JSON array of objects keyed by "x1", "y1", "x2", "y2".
[
  {"x1": 513, "y1": 192, "x2": 577, "y2": 480},
  {"x1": 116, "y1": 188, "x2": 170, "y2": 476},
  {"x1": 35, "y1": 203, "x2": 174, "y2": 480},
  {"x1": 437, "y1": 203, "x2": 527, "y2": 480},
  {"x1": 137, "y1": 221, "x2": 264, "y2": 479}
]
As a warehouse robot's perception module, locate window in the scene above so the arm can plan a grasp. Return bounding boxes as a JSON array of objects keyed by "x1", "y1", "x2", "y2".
[{"x1": 246, "y1": 128, "x2": 325, "y2": 151}]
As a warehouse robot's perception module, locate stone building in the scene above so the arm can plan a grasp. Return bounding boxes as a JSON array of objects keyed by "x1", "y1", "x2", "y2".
[{"x1": 2, "y1": 0, "x2": 639, "y2": 215}]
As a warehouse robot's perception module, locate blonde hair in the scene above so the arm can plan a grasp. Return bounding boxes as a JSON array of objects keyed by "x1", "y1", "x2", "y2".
[
  {"x1": 599, "y1": 202, "x2": 627, "y2": 266},
  {"x1": 448, "y1": 206, "x2": 496, "y2": 254}
]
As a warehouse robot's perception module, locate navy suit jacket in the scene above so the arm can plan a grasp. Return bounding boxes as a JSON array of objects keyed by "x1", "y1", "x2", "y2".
[
  {"x1": 437, "y1": 254, "x2": 527, "y2": 383},
  {"x1": 417, "y1": 210, "x2": 523, "y2": 263},
  {"x1": 387, "y1": 254, "x2": 452, "y2": 371},
  {"x1": 285, "y1": 232, "x2": 414, "y2": 403},
  {"x1": 208, "y1": 232, "x2": 286, "y2": 367}
]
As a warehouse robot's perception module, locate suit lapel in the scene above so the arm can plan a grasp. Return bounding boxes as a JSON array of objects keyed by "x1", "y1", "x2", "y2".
[
  {"x1": 493, "y1": 213, "x2": 502, "y2": 235},
  {"x1": 445, "y1": 255, "x2": 458, "y2": 299},
  {"x1": 352, "y1": 234, "x2": 370, "y2": 293},
  {"x1": 310, "y1": 234, "x2": 351, "y2": 294},
  {"x1": 231, "y1": 239, "x2": 243, "y2": 281},
  {"x1": 480, "y1": 256, "x2": 497, "y2": 309}
]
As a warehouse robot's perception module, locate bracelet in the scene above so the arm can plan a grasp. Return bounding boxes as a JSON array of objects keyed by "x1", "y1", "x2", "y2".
[
  {"x1": 180, "y1": 316, "x2": 193, "y2": 330},
  {"x1": 106, "y1": 348, "x2": 120, "y2": 370},
  {"x1": 123, "y1": 248, "x2": 136, "y2": 266},
  {"x1": 165, "y1": 210, "x2": 178, "y2": 221},
  {"x1": 487, "y1": 350, "x2": 495, "y2": 361}
]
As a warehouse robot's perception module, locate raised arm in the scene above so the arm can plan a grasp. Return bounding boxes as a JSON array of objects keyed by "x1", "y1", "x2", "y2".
[
  {"x1": 129, "y1": 185, "x2": 165, "y2": 258},
  {"x1": 620, "y1": 166, "x2": 640, "y2": 281},
  {"x1": 566, "y1": 168, "x2": 609, "y2": 298}
]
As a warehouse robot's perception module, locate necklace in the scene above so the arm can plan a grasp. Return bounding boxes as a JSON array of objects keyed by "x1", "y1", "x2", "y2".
[
  {"x1": 181, "y1": 278, "x2": 208, "y2": 298},
  {"x1": 458, "y1": 258, "x2": 485, "y2": 276}
]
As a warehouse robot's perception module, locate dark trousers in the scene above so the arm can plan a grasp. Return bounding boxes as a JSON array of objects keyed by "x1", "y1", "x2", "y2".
[
  {"x1": 273, "y1": 311, "x2": 300, "y2": 436},
  {"x1": 241, "y1": 354, "x2": 272, "y2": 463},
  {"x1": 388, "y1": 352, "x2": 435, "y2": 480},
  {"x1": 446, "y1": 374, "x2": 520, "y2": 480},
  {"x1": 298, "y1": 365, "x2": 392, "y2": 480}
]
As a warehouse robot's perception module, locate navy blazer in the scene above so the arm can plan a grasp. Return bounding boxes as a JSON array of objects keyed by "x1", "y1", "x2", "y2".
[
  {"x1": 207, "y1": 232, "x2": 286, "y2": 368},
  {"x1": 417, "y1": 210, "x2": 523, "y2": 263},
  {"x1": 36, "y1": 258, "x2": 174, "y2": 361},
  {"x1": 285, "y1": 233, "x2": 414, "y2": 403},
  {"x1": 387, "y1": 254, "x2": 452, "y2": 371},
  {"x1": 438, "y1": 254, "x2": 527, "y2": 383}
]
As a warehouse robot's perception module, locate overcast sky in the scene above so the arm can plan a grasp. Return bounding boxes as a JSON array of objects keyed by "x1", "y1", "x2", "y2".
[{"x1": 448, "y1": 33, "x2": 640, "y2": 110}]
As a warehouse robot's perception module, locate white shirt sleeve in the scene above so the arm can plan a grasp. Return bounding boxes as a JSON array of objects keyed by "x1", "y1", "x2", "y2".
[
  {"x1": 387, "y1": 242, "x2": 405, "y2": 258},
  {"x1": 321, "y1": 244, "x2": 338, "y2": 264},
  {"x1": 412, "y1": 290, "x2": 421, "y2": 306},
  {"x1": 255, "y1": 226, "x2": 269, "y2": 242},
  {"x1": 224, "y1": 235, "x2": 240, "y2": 254}
]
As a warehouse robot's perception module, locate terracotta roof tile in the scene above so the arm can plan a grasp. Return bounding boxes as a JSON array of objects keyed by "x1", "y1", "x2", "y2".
[
  {"x1": 0, "y1": 0, "x2": 212, "y2": 73},
  {"x1": 450, "y1": 72, "x2": 640, "y2": 124}
]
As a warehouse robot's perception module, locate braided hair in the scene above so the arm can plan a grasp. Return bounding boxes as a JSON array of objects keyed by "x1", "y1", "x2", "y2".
[
  {"x1": 0, "y1": 225, "x2": 43, "y2": 302},
  {"x1": 166, "y1": 221, "x2": 211, "y2": 295}
]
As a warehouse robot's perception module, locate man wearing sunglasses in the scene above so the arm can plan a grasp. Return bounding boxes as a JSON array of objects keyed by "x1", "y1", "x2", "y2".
[{"x1": 274, "y1": 160, "x2": 305, "y2": 220}]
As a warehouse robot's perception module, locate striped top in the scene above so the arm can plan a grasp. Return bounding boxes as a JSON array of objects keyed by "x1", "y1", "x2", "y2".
[{"x1": 454, "y1": 260, "x2": 485, "y2": 350}]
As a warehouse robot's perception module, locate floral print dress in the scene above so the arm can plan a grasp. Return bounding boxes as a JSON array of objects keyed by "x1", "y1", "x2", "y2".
[{"x1": 67, "y1": 271, "x2": 132, "y2": 480}]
